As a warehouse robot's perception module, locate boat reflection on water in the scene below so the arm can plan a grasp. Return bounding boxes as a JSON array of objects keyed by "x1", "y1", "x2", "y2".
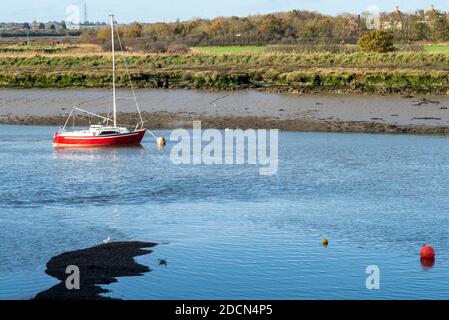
[
  {"x1": 53, "y1": 144, "x2": 145, "y2": 151},
  {"x1": 52, "y1": 144, "x2": 145, "y2": 160}
]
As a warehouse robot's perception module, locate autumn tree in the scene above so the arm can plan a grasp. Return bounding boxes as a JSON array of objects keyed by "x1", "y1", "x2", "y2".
[
  {"x1": 122, "y1": 22, "x2": 143, "y2": 38},
  {"x1": 429, "y1": 12, "x2": 449, "y2": 41},
  {"x1": 96, "y1": 27, "x2": 111, "y2": 41},
  {"x1": 83, "y1": 7, "x2": 449, "y2": 49}
]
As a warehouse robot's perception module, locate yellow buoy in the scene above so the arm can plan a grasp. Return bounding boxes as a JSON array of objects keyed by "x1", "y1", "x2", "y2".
[
  {"x1": 156, "y1": 137, "x2": 166, "y2": 146},
  {"x1": 322, "y1": 239, "x2": 329, "y2": 246}
]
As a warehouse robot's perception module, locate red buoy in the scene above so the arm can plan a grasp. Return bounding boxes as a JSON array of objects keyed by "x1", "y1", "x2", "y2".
[{"x1": 420, "y1": 245, "x2": 435, "y2": 260}]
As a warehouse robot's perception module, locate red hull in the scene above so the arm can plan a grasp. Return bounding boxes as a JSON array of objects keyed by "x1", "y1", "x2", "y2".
[{"x1": 53, "y1": 129, "x2": 146, "y2": 146}]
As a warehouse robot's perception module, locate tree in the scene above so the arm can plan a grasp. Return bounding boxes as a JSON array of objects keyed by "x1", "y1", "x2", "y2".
[
  {"x1": 38, "y1": 23, "x2": 45, "y2": 30},
  {"x1": 22, "y1": 22, "x2": 30, "y2": 30},
  {"x1": 50, "y1": 24, "x2": 56, "y2": 30},
  {"x1": 408, "y1": 21, "x2": 427, "y2": 41},
  {"x1": 76, "y1": 7, "x2": 449, "y2": 48},
  {"x1": 315, "y1": 17, "x2": 333, "y2": 39},
  {"x1": 429, "y1": 13, "x2": 449, "y2": 41},
  {"x1": 357, "y1": 30, "x2": 395, "y2": 53},
  {"x1": 258, "y1": 14, "x2": 285, "y2": 39},
  {"x1": 96, "y1": 27, "x2": 111, "y2": 41},
  {"x1": 207, "y1": 18, "x2": 226, "y2": 36},
  {"x1": 122, "y1": 22, "x2": 143, "y2": 38},
  {"x1": 174, "y1": 22, "x2": 186, "y2": 36}
]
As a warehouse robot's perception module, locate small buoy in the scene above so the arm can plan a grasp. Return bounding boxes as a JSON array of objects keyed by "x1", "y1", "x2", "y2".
[
  {"x1": 156, "y1": 137, "x2": 166, "y2": 146},
  {"x1": 322, "y1": 239, "x2": 329, "y2": 246},
  {"x1": 420, "y1": 244, "x2": 435, "y2": 260}
]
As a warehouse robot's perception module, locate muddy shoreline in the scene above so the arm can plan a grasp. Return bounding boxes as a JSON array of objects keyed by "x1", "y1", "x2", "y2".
[
  {"x1": 3, "y1": 111, "x2": 449, "y2": 135},
  {"x1": 2, "y1": 88, "x2": 449, "y2": 135}
]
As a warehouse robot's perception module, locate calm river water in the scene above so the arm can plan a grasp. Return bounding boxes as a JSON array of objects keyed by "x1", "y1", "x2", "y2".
[{"x1": 1, "y1": 125, "x2": 449, "y2": 299}]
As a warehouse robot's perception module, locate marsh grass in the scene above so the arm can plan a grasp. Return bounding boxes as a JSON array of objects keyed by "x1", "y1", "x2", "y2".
[{"x1": 0, "y1": 48, "x2": 448, "y2": 94}]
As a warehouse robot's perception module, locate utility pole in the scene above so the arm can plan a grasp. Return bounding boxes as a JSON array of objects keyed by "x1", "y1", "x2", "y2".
[{"x1": 110, "y1": 15, "x2": 116, "y2": 128}]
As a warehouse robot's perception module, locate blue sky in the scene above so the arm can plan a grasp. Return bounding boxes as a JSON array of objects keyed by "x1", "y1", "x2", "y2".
[{"x1": 1, "y1": 0, "x2": 448, "y2": 22}]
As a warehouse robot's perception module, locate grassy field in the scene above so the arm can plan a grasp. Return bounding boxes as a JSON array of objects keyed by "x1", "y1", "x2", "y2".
[
  {"x1": 422, "y1": 45, "x2": 449, "y2": 53},
  {"x1": 194, "y1": 44, "x2": 449, "y2": 54},
  {"x1": 0, "y1": 45, "x2": 65, "y2": 53},
  {"x1": 0, "y1": 44, "x2": 448, "y2": 94},
  {"x1": 0, "y1": 43, "x2": 101, "y2": 55}
]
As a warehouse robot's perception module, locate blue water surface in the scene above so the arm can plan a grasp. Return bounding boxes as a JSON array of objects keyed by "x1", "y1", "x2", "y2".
[{"x1": 1, "y1": 124, "x2": 449, "y2": 299}]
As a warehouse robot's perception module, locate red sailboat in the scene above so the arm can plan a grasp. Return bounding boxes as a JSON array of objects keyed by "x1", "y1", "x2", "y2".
[
  {"x1": 53, "y1": 125, "x2": 146, "y2": 146},
  {"x1": 53, "y1": 15, "x2": 146, "y2": 147}
]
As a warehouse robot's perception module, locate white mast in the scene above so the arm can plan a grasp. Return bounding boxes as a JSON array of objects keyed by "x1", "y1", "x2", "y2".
[{"x1": 110, "y1": 14, "x2": 117, "y2": 127}]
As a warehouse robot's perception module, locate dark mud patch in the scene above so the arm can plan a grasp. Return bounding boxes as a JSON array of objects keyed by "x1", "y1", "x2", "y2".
[{"x1": 34, "y1": 241, "x2": 157, "y2": 300}]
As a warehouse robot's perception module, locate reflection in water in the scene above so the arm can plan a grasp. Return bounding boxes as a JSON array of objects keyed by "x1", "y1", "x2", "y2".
[
  {"x1": 53, "y1": 144, "x2": 144, "y2": 160},
  {"x1": 156, "y1": 144, "x2": 166, "y2": 152},
  {"x1": 420, "y1": 258, "x2": 435, "y2": 270}
]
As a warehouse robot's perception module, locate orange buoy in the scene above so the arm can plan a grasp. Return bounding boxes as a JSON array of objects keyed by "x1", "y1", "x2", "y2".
[
  {"x1": 322, "y1": 239, "x2": 329, "y2": 246},
  {"x1": 156, "y1": 137, "x2": 166, "y2": 146},
  {"x1": 420, "y1": 245, "x2": 435, "y2": 260}
]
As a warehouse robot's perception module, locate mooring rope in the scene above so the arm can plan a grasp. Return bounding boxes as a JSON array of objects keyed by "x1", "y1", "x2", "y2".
[
  {"x1": 114, "y1": 21, "x2": 161, "y2": 142},
  {"x1": 114, "y1": 23, "x2": 144, "y2": 128}
]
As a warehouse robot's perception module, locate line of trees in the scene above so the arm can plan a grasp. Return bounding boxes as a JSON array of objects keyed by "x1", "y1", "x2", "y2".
[{"x1": 78, "y1": 8, "x2": 449, "y2": 51}]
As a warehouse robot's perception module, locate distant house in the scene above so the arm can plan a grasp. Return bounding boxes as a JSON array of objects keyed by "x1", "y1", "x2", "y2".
[
  {"x1": 380, "y1": 5, "x2": 448, "y2": 31},
  {"x1": 381, "y1": 6, "x2": 403, "y2": 30},
  {"x1": 31, "y1": 21, "x2": 39, "y2": 31}
]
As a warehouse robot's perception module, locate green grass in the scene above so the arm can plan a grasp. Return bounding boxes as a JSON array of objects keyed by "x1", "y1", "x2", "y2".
[
  {"x1": 2, "y1": 52, "x2": 449, "y2": 70},
  {"x1": 422, "y1": 45, "x2": 449, "y2": 53},
  {"x1": 0, "y1": 50, "x2": 449, "y2": 94},
  {"x1": 192, "y1": 46, "x2": 267, "y2": 54}
]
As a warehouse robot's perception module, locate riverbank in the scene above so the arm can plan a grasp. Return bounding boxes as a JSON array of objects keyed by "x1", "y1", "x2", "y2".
[
  {"x1": 1, "y1": 51, "x2": 449, "y2": 94},
  {"x1": 1, "y1": 88, "x2": 449, "y2": 135},
  {"x1": 4, "y1": 112, "x2": 449, "y2": 135}
]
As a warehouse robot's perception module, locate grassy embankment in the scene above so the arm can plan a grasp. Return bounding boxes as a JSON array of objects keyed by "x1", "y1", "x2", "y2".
[
  {"x1": 1, "y1": 44, "x2": 449, "y2": 94},
  {"x1": 422, "y1": 45, "x2": 449, "y2": 53}
]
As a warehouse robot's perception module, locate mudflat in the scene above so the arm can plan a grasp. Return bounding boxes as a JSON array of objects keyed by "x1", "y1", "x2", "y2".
[{"x1": 1, "y1": 88, "x2": 449, "y2": 134}]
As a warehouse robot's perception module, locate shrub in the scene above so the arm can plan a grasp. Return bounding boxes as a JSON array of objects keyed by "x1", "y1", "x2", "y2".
[
  {"x1": 357, "y1": 30, "x2": 395, "y2": 53},
  {"x1": 138, "y1": 42, "x2": 167, "y2": 53},
  {"x1": 166, "y1": 44, "x2": 191, "y2": 54},
  {"x1": 121, "y1": 38, "x2": 168, "y2": 53},
  {"x1": 101, "y1": 39, "x2": 126, "y2": 52}
]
